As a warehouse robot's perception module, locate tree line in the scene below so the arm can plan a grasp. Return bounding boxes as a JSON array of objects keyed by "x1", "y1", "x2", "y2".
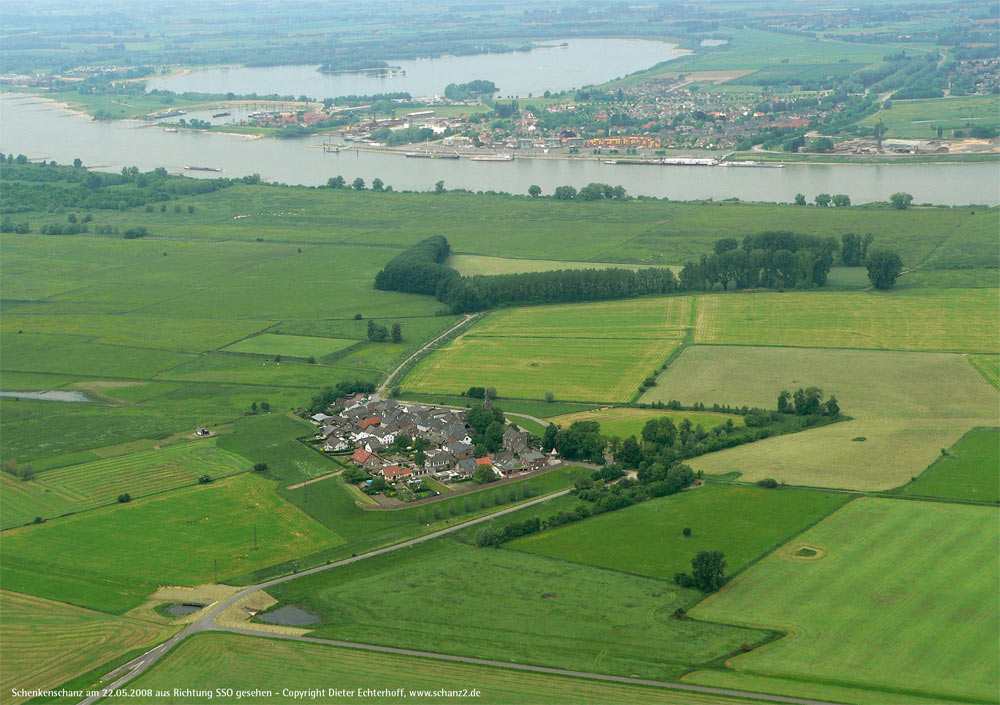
[{"x1": 679, "y1": 231, "x2": 838, "y2": 291}]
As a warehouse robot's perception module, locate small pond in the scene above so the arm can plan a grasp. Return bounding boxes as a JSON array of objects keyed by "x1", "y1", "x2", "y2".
[
  {"x1": 255, "y1": 605, "x2": 321, "y2": 626},
  {"x1": 165, "y1": 603, "x2": 204, "y2": 617},
  {"x1": 0, "y1": 390, "x2": 91, "y2": 402}
]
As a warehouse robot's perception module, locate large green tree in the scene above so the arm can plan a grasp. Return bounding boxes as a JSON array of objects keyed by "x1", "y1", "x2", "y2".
[
  {"x1": 865, "y1": 249, "x2": 904, "y2": 289},
  {"x1": 691, "y1": 550, "x2": 727, "y2": 592}
]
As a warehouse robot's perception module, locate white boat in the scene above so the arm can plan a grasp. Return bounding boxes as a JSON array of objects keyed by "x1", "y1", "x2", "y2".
[
  {"x1": 659, "y1": 157, "x2": 718, "y2": 166},
  {"x1": 470, "y1": 153, "x2": 514, "y2": 162},
  {"x1": 163, "y1": 127, "x2": 178, "y2": 133}
]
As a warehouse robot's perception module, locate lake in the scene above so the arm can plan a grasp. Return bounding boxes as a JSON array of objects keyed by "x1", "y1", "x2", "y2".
[
  {"x1": 146, "y1": 39, "x2": 686, "y2": 100},
  {"x1": 2, "y1": 94, "x2": 997, "y2": 205},
  {"x1": 0, "y1": 390, "x2": 91, "y2": 402}
]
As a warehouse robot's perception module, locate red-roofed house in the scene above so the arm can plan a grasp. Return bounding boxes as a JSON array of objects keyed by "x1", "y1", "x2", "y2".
[
  {"x1": 359, "y1": 417, "x2": 381, "y2": 430},
  {"x1": 382, "y1": 465, "x2": 412, "y2": 481},
  {"x1": 351, "y1": 448, "x2": 372, "y2": 465},
  {"x1": 475, "y1": 457, "x2": 492, "y2": 466}
]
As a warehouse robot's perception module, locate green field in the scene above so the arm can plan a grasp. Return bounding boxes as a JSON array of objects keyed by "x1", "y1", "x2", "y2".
[
  {"x1": 266, "y1": 539, "x2": 771, "y2": 683},
  {"x1": 546, "y1": 407, "x2": 741, "y2": 439},
  {"x1": 969, "y1": 354, "x2": 1000, "y2": 390},
  {"x1": 693, "y1": 289, "x2": 999, "y2": 353},
  {"x1": 510, "y1": 484, "x2": 849, "y2": 580},
  {"x1": 0, "y1": 473, "x2": 341, "y2": 613},
  {"x1": 688, "y1": 498, "x2": 1000, "y2": 703},
  {"x1": 221, "y1": 333, "x2": 358, "y2": 358},
  {"x1": 403, "y1": 297, "x2": 691, "y2": 402},
  {"x1": 861, "y1": 96, "x2": 1000, "y2": 139},
  {"x1": 126, "y1": 632, "x2": 767, "y2": 705},
  {"x1": 899, "y1": 427, "x2": 1000, "y2": 502},
  {"x1": 643, "y1": 345, "x2": 998, "y2": 490},
  {"x1": 0, "y1": 590, "x2": 173, "y2": 705},
  {"x1": 0, "y1": 439, "x2": 249, "y2": 528}
]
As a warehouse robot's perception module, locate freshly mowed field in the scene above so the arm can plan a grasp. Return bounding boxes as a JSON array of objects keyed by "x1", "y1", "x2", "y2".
[
  {"x1": 0, "y1": 439, "x2": 250, "y2": 529},
  {"x1": 0, "y1": 590, "x2": 173, "y2": 705},
  {"x1": 127, "y1": 632, "x2": 766, "y2": 705},
  {"x1": 510, "y1": 484, "x2": 849, "y2": 580},
  {"x1": 642, "y1": 346, "x2": 998, "y2": 490},
  {"x1": 900, "y1": 427, "x2": 1000, "y2": 502},
  {"x1": 0, "y1": 473, "x2": 342, "y2": 613},
  {"x1": 546, "y1": 407, "x2": 741, "y2": 439},
  {"x1": 404, "y1": 336, "x2": 678, "y2": 402},
  {"x1": 693, "y1": 289, "x2": 999, "y2": 353},
  {"x1": 860, "y1": 95, "x2": 1000, "y2": 139},
  {"x1": 402, "y1": 298, "x2": 692, "y2": 402},
  {"x1": 969, "y1": 354, "x2": 1000, "y2": 390},
  {"x1": 447, "y1": 254, "x2": 679, "y2": 275},
  {"x1": 220, "y1": 333, "x2": 357, "y2": 358},
  {"x1": 688, "y1": 498, "x2": 1000, "y2": 703},
  {"x1": 266, "y1": 539, "x2": 769, "y2": 683}
]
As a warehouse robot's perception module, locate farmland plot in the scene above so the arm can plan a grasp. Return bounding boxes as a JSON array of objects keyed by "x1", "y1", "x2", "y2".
[
  {"x1": 403, "y1": 298, "x2": 692, "y2": 402},
  {"x1": 0, "y1": 590, "x2": 172, "y2": 705},
  {"x1": 687, "y1": 498, "x2": 1000, "y2": 703},
  {"x1": 0, "y1": 440, "x2": 250, "y2": 528},
  {"x1": 642, "y1": 345, "x2": 998, "y2": 490},
  {"x1": 693, "y1": 289, "x2": 999, "y2": 353}
]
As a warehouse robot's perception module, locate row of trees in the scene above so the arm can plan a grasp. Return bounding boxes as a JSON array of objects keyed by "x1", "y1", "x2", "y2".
[
  {"x1": 777, "y1": 388, "x2": 840, "y2": 416},
  {"x1": 680, "y1": 231, "x2": 837, "y2": 291},
  {"x1": 438, "y1": 266, "x2": 681, "y2": 313},
  {"x1": 373, "y1": 234, "x2": 453, "y2": 296},
  {"x1": 373, "y1": 236, "x2": 681, "y2": 313},
  {"x1": 366, "y1": 320, "x2": 403, "y2": 343},
  {"x1": 551, "y1": 183, "x2": 629, "y2": 201}
]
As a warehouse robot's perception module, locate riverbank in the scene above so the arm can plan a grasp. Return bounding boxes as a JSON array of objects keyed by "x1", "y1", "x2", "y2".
[{"x1": 341, "y1": 141, "x2": 1000, "y2": 166}]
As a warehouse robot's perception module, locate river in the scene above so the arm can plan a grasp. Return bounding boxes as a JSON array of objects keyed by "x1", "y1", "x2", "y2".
[
  {"x1": 1, "y1": 94, "x2": 997, "y2": 205},
  {"x1": 145, "y1": 39, "x2": 686, "y2": 99}
]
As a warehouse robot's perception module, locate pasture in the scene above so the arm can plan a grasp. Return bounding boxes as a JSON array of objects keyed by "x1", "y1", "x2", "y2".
[
  {"x1": 0, "y1": 590, "x2": 172, "y2": 705},
  {"x1": 546, "y1": 407, "x2": 741, "y2": 439},
  {"x1": 510, "y1": 484, "x2": 849, "y2": 580},
  {"x1": 0, "y1": 473, "x2": 341, "y2": 613},
  {"x1": 0, "y1": 439, "x2": 250, "y2": 529},
  {"x1": 266, "y1": 539, "x2": 771, "y2": 683},
  {"x1": 643, "y1": 345, "x2": 998, "y2": 490},
  {"x1": 402, "y1": 297, "x2": 691, "y2": 402},
  {"x1": 127, "y1": 632, "x2": 766, "y2": 705},
  {"x1": 221, "y1": 333, "x2": 358, "y2": 359},
  {"x1": 899, "y1": 426, "x2": 1000, "y2": 502},
  {"x1": 860, "y1": 95, "x2": 1000, "y2": 139},
  {"x1": 692, "y1": 289, "x2": 999, "y2": 353},
  {"x1": 688, "y1": 498, "x2": 1000, "y2": 703}
]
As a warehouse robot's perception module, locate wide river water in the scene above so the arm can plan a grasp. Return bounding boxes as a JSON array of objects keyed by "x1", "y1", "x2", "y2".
[
  {"x1": 146, "y1": 39, "x2": 685, "y2": 99},
  {"x1": 1, "y1": 94, "x2": 997, "y2": 205}
]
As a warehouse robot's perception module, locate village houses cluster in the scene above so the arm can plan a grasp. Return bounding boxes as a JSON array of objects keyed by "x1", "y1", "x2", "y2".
[{"x1": 311, "y1": 395, "x2": 552, "y2": 489}]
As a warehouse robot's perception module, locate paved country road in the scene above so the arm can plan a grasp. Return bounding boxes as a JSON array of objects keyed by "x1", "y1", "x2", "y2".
[
  {"x1": 79, "y1": 481, "x2": 839, "y2": 705},
  {"x1": 374, "y1": 312, "x2": 480, "y2": 399}
]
